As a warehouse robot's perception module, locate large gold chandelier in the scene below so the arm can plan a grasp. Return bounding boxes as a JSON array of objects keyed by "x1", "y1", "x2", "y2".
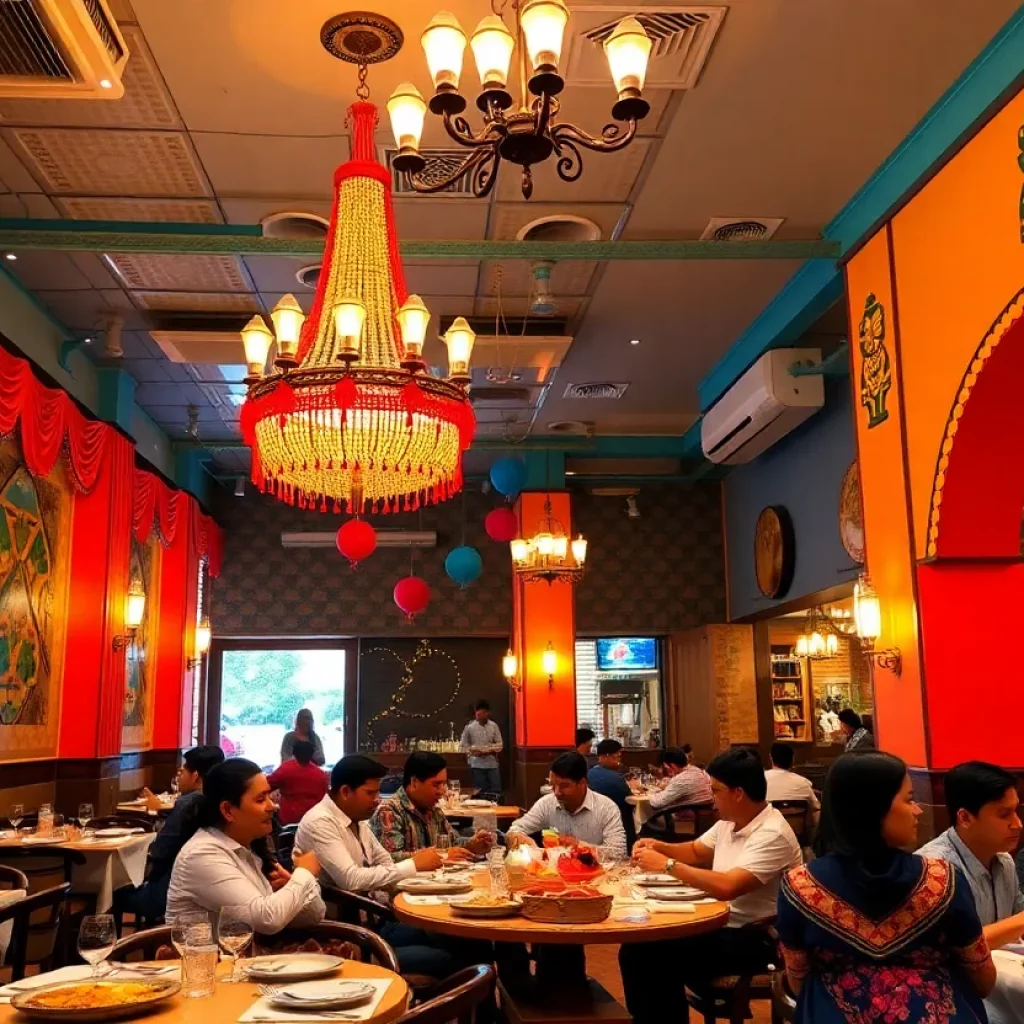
[
  {"x1": 385, "y1": 0, "x2": 654, "y2": 199},
  {"x1": 240, "y1": 38, "x2": 476, "y2": 513}
]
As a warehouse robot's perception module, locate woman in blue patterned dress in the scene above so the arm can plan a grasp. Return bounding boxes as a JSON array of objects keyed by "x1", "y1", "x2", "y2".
[{"x1": 777, "y1": 752, "x2": 996, "y2": 1023}]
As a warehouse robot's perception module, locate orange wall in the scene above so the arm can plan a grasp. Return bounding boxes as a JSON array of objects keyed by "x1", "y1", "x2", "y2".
[{"x1": 845, "y1": 227, "x2": 928, "y2": 767}]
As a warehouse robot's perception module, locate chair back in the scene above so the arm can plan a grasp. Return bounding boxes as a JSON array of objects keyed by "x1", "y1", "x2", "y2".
[
  {"x1": 643, "y1": 802, "x2": 718, "y2": 841},
  {"x1": 261, "y1": 921, "x2": 399, "y2": 973},
  {"x1": 0, "y1": 883, "x2": 71, "y2": 982},
  {"x1": 379, "y1": 774, "x2": 402, "y2": 796},
  {"x1": 89, "y1": 815, "x2": 156, "y2": 833},
  {"x1": 321, "y1": 885, "x2": 394, "y2": 930},
  {"x1": 772, "y1": 800, "x2": 810, "y2": 847},
  {"x1": 396, "y1": 965, "x2": 495, "y2": 1024},
  {"x1": 0, "y1": 864, "x2": 29, "y2": 891},
  {"x1": 110, "y1": 926, "x2": 177, "y2": 962}
]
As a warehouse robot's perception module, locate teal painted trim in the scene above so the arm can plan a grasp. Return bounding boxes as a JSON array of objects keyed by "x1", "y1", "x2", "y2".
[
  {"x1": 522, "y1": 450, "x2": 565, "y2": 490},
  {"x1": 698, "y1": 6, "x2": 1024, "y2": 413},
  {"x1": 0, "y1": 219, "x2": 263, "y2": 237},
  {"x1": 96, "y1": 367, "x2": 136, "y2": 432},
  {"x1": 174, "y1": 449, "x2": 212, "y2": 507}
]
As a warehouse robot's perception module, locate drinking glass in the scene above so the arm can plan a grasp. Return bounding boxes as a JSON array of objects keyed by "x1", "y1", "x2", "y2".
[
  {"x1": 436, "y1": 834, "x2": 451, "y2": 861},
  {"x1": 181, "y1": 930, "x2": 218, "y2": 999},
  {"x1": 218, "y1": 909, "x2": 254, "y2": 983},
  {"x1": 8, "y1": 804, "x2": 23, "y2": 832},
  {"x1": 171, "y1": 912, "x2": 212, "y2": 957},
  {"x1": 78, "y1": 804, "x2": 94, "y2": 831},
  {"x1": 78, "y1": 914, "x2": 116, "y2": 977},
  {"x1": 448, "y1": 780, "x2": 461, "y2": 804}
]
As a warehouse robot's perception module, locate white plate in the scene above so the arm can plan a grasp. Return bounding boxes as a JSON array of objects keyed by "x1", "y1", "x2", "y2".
[
  {"x1": 634, "y1": 873, "x2": 680, "y2": 887},
  {"x1": 397, "y1": 878, "x2": 473, "y2": 895},
  {"x1": 19, "y1": 836, "x2": 57, "y2": 845},
  {"x1": 645, "y1": 887, "x2": 707, "y2": 901},
  {"x1": 94, "y1": 828, "x2": 133, "y2": 838},
  {"x1": 244, "y1": 954, "x2": 345, "y2": 981},
  {"x1": 268, "y1": 980, "x2": 375, "y2": 1010},
  {"x1": 459, "y1": 799, "x2": 495, "y2": 808}
]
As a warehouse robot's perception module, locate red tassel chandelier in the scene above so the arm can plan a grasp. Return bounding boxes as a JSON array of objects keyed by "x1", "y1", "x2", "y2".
[{"x1": 240, "y1": 25, "x2": 476, "y2": 514}]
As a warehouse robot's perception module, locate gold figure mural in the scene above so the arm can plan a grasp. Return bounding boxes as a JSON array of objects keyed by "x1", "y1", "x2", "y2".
[
  {"x1": 859, "y1": 293, "x2": 892, "y2": 429},
  {"x1": 122, "y1": 536, "x2": 160, "y2": 751},
  {"x1": 0, "y1": 439, "x2": 72, "y2": 760}
]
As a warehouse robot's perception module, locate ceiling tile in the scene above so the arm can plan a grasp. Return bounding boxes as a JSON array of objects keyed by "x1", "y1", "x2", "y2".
[
  {"x1": 243, "y1": 256, "x2": 310, "y2": 293},
  {"x1": 7, "y1": 253, "x2": 92, "y2": 290},
  {"x1": 479, "y1": 260, "x2": 597, "y2": 298},
  {"x1": 135, "y1": 381, "x2": 209, "y2": 406},
  {"x1": 67, "y1": 253, "x2": 120, "y2": 289},
  {"x1": 474, "y1": 295, "x2": 585, "y2": 320},
  {"x1": 132, "y1": 290, "x2": 260, "y2": 312},
  {"x1": 0, "y1": 193, "x2": 58, "y2": 217},
  {"x1": 219, "y1": 197, "x2": 332, "y2": 225},
  {"x1": 107, "y1": 253, "x2": 250, "y2": 291},
  {"x1": 32, "y1": 289, "x2": 143, "y2": 331},
  {"x1": 120, "y1": 357, "x2": 175, "y2": 383},
  {"x1": 5, "y1": 128, "x2": 210, "y2": 196},
  {"x1": 403, "y1": 262, "x2": 479, "y2": 297},
  {"x1": 58, "y1": 197, "x2": 222, "y2": 222},
  {"x1": 118, "y1": 331, "x2": 163, "y2": 359},
  {"x1": 391, "y1": 199, "x2": 489, "y2": 240},
  {"x1": 0, "y1": 135, "x2": 41, "y2": 193}
]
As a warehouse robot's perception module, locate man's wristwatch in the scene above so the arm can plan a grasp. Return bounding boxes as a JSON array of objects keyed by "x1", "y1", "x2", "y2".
[{"x1": 664, "y1": 858, "x2": 677, "y2": 875}]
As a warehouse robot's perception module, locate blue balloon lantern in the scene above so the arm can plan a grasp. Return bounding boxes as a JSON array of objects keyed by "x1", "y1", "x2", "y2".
[
  {"x1": 489, "y1": 457, "x2": 527, "y2": 499},
  {"x1": 445, "y1": 545, "x2": 483, "y2": 589}
]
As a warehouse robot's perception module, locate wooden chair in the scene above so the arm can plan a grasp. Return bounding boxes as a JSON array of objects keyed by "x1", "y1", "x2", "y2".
[
  {"x1": 771, "y1": 970, "x2": 797, "y2": 1023},
  {"x1": 0, "y1": 883, "x2": 72, "y2": 982},
  {"x1": 772, "y1": 801, "x2": 811, "y2": 849},
  {"x1": 87, "y1": 815, "x2": 156, "y2": 833},
  {"x1": 641, "y1": 802, "x2": 718, "y2": 842},
  {"x1": 259, "y1": 920, "x2": 400, "y2": 973},
  {"x1": 0, "y1": 865, "x2": 29, "y2": 891},
  {"x1": 394, "y1": 964, "x2": 495, "y2": 1024},
  {"x1": 110, "y1": 926, "x2": 177, "y2": 962}
]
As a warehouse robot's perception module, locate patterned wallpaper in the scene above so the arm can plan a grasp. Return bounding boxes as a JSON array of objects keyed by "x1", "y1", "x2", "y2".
[{"x1": 211, "y1": 480, "x2": 726, "y2": 638}]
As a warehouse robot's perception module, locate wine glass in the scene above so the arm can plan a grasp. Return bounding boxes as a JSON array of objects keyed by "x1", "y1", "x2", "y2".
[
  {"x1": 8, "y1": 803, "x2": 23, "y2": 833},
  {"x1": 78, "y1": 915, "x2": 116, "y2": 977},
  {"x1": 171, "y1": 912, "x2": 212, "y2": 956},
  {"x1": 218, "y1": 909, "x2": 254, "y2": 983},
  {"x1": 436, "y1": 834, "x2": 451, "y2": 863},
  {"x1": 78, "y1": 804, "x2": 94, "y2": 835}
]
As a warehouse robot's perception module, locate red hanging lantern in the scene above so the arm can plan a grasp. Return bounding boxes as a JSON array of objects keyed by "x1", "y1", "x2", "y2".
[
  {"x1": 336, "y1": 518, "x2": 377, "y2": 568},
  {"x1": 394, "y1": 575, "x2": 430, "y2": 620},
  {"x1": 485, "y1": 506, "x2": 518, "y2": 543}
]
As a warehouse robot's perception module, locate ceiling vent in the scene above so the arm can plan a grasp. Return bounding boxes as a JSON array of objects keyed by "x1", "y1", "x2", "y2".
[
  {"x1": 547, "y1": 420, "x2": 593, "y2": 435},
  {"x1": 0, "y1": 0, "x2": 128, "y2": 98},
  {"x1": 296, "y1": 265, "x2": 321, "y2": 289},
  {"x1": 701, "y1": 217, "x2": 784, "y2": 242},
  {"x1": 562, "y1": 382, "x2": 629, "y2": 400},
  {"x1": 261, "y1": 212, "x2": 329, "y2": 239},
  {"x1": 516, "y1": 215, "x2": 601, "y2": 244},
  {"x1": 387, "y1": 148, "x2": 476, "y2": 196},
  {"x1": 470, "y1": 387, "x2": 533, "y2": 404}
]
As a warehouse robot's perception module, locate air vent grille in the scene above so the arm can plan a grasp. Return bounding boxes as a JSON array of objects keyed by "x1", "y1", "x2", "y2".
[
  {"x1": 562, "y1": 382, "x2": 629, "y2": 400},
  {"x1": 0, "y1": 0, "x2": 72, "y2": 79},
  {"x1": 701, "y1": 217, "x2": 784, "y2": 242},
  {"x1": 82, "y1": 0, "x2": 123, "y2": 61},
  {"x1": 470, "y1": 387, "x2": 532, "y2": 404},
  {"x1": 584, "y1": 11, "x2": 708, "y2": 60},
  {"x1": 387, "y1": 148, "x2": 474, "y2": 196}
]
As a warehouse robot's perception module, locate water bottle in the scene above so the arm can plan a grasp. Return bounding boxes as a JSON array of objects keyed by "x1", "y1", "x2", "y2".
[{"x1": 488, "y1": 848, "x2": 509, "y2": 898}]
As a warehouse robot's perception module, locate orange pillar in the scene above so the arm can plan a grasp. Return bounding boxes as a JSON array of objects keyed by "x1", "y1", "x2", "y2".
[{"x1": 511, "y1": 492, "x2": 577, "y2": 803}]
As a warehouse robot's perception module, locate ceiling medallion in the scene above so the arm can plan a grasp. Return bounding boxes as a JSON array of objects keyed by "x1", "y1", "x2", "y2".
[
  {"x1": 384, "y1": 0, "x2": 654, "y2": 200},
  {"x1": 240, "y1": 22, "x2": 476, "y2": 515}
]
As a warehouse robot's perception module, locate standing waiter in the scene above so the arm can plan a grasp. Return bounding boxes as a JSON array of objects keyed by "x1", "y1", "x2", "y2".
[{"x1": 459, "y1": 699, "x2": 503, "y2": 797}]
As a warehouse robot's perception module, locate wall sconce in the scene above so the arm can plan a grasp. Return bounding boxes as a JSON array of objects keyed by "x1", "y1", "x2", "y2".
[
  {"x1": 542, "y1": 641, "x2": 557, "y2": 689},
  {"x1": 188, "y1": 617, "x2": 212, "y2": 670},
  {"x1": 113, "y1": 582, "x2": 145, "y2": 652},
  {"x1": 854, "y1": 573, "x2": 902, "y2": 676},
  {"x1": 502, "y1": 647, "x2": 520, "y2": 690}
]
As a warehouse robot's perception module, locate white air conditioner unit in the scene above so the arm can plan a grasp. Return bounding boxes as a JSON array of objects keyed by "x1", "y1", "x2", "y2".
[
  {"x1": 281, "y1": 531, "x2": 437, "y2": 549},
  {"x1": 700, "y1": 348, "x2": 824, "y2": 465},
  {"x1": 0, "y1": 0, "x2": 129, "y2": 99}
]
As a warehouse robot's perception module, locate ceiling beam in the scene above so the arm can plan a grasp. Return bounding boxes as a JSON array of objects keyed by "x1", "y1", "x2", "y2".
[{"x1": 0, "y1": 219, "x2": 839, "y2": 260}]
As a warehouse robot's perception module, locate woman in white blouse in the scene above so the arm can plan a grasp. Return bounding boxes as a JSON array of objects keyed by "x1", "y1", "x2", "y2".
[{"x1": 167, "y1": 758, "x2": 325, "y2": 934}]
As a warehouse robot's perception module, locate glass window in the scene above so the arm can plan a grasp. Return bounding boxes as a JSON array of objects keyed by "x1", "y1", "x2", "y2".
[
  {"x1": 575, "y1": 637, "x2": 662, "y2": 748},
  {"x1": 219, "y1": 648, "x2": 347, "y2": 770}
]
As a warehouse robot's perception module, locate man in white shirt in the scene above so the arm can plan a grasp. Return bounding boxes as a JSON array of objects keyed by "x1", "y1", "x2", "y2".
[
  {"x1": 296, "y1": 755, "x2": 479, "y2": 979},
  {"x1": 459, "y1": 700, "x2": 504, "y2": 797},
  {"x1": 764, "y1": 742, "x2": 820, "y2": 831},
  {"x1": 506, "y1": 752, "x2": 626, "y2": 861},
  {"x1": 167, "y1": 759, "x2": 325, "y2": 934},
  {"x1": 621, "y1": 748, "x2": 802, "y2": 1024},
  {"x1": 647, "y1": 747, "x2": 713, "y2": 812}
]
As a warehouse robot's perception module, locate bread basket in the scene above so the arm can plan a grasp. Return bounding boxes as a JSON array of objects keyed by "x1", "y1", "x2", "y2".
[{"x1": 519, "y1": 886, "x2": 613, "y2": 924}]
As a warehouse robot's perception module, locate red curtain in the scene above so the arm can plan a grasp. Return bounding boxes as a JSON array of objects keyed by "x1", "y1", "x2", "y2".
[
  {"x1": 0, "y1": 345, "x2": 110, "y2": 491},
  {"x1": 132, "y1": 467, "x2": 185, "y2": 547}
]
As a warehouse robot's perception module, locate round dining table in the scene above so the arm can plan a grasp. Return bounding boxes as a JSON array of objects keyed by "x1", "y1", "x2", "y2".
[
  {"x1": 394, "y1": 873, "x2": 728, "y2": 1024},
  {"x1": 0, "y1": 960, "x2": 409, "y2": 1024},
  {"x1": 442, "y1": 803, "x2": 521, "y2": 822}
]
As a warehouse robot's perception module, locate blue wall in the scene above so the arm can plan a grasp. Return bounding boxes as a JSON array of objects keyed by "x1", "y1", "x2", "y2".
[{"x1": 724, "y1": 379, "x2": 859, "y2": 620}]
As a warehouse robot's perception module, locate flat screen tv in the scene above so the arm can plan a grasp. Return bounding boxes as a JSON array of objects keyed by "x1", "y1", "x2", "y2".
[{"x1": 596, "y1": 637, "x2": 657, "y2": 672}]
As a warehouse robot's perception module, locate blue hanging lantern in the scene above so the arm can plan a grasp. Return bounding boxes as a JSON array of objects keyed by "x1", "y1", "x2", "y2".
[
  {"x1": 445, "y1": 545, "x2": 483, "y2": 589},
  {"x1": 489, "y1": 457, "x2": 527, "y2": 499}
]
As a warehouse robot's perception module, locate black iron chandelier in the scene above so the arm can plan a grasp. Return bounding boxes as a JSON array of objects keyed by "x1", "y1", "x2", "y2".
[{"x1": 385, "y1": 0, "x2": 653, "y2": 200}]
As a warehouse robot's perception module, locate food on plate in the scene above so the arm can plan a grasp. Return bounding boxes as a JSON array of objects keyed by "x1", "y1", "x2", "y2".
[
  {"x1": 541, "y1": 829, "x2": 560, "y2": 849},
  {"x1": 556, "y1": 843, "x2": 603, "y2": 880},
  {"x1": 23, "y1": 983, "x2": 162, "y2": 1009},
  {"x1": 462, "y1": 892, "x2": 518, "y2": 908}
]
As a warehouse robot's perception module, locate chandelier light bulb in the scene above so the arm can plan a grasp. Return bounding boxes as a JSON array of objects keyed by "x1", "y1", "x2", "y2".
[
  {"x1": 503, "y1": 648, "x2": 518, "y2": 681},
  {"x1": 387, "y1": 82, "x2": 427, "y2": 152},
  {"x1": 397, "y1": 293, "x2": 430, "y2": 360},
  {"x1": 241, "y1": 315, "x2": 274, "y2": 379},
  {"x1": 270, "y1": 293, "x2": 305, "y2": 364},
  {"x1": 570, "y1": 534, "x2": 587, "y2": 565},
  {"x1": 470, "y1": 15, "x2": 515, "y2": 87},
  {"x1": 794, "y1": 634, "x2": 810, "y2": 658},
  {"x1": 542, "y1": 641, "x2": 557, "y2": 679},
  {"x1": 534, "y1": 531, "x2": 555, "y2": 556},
  {"x1": 510, "y1": 538, "x2": 530, "y2": 563},
  {"x1": 825, "y1": 632, "x2": 839, "y2": 657},
  {"x1": 421, "y1": 11, "x2": 467, "y2": 90},
  {"x1": 808, "y1": 631, "x2": 826, "y2": 658},
  {"x1": 443, "y1": 316, "x2": 476, "y2": 382},
  {"x1": 194, "y1": 617, "x2": 212, "y2": 658},
  {"x1": 552, "y1": 534, "x2": 568, "y2": 559},
  {"x1": 333, "y1": 296, "x2": 367, "y2": 362},
  {"x1": 854, "y1": 574, "x2": 882, "y2": 641},
  {"x1": 604, "y1": 16, "x2": 652, "y2": 94},
  {"x1": 521, "y1": 0, "x2": 569, "y2": 72},
  {"x1": 125, "y1": 583, "x2": 146, "y2": 631}
]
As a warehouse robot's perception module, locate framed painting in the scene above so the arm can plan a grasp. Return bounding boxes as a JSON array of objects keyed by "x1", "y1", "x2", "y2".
[{"x1": 122, "y1": 534, "x2": 162, "y2": 752}]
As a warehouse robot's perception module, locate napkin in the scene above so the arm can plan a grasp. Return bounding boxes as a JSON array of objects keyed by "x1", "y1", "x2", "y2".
[{"x1": 238, "y1": 977, "x2": 393, "y2": 1022}]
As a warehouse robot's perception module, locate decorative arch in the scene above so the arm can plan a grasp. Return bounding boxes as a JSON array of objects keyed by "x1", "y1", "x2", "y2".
[{"x1": 926, "y1": 289, "x2": 1024, "y2": 559}]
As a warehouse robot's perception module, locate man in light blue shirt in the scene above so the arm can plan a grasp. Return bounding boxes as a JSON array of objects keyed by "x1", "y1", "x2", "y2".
[
  {"x1": 459, "y1": 699, "x2": 503, "y2": 797},
  {"x1": 918, "y1": 761, "x2": 1024, "y2": 1024}
]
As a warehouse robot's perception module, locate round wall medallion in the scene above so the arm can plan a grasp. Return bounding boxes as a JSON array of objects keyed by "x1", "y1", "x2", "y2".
[
  {"x1": 320, "y1": 12, "x2": 403, "y2": 64},
  {"x1": 838, "y1": 460, "x2": 865, "y2": 565},
  {"x1": 754, "y1": 505, "x2": 795, "y2": 599}
]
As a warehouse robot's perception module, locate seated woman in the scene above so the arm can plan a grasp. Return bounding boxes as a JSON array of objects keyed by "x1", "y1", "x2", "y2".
[
  {"x1": 167, "y1": 758, "x2": 325, "y2": 934},
  {"x1": 778, "y1": 751, "x2": 997, "y2": 1023}
]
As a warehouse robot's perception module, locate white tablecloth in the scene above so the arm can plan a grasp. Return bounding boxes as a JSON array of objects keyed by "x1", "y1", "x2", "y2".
[
  {"x1": 71, "y1": 835, "x2": 155, "y2": 912},
  {"x1": 986, "y1": 949, "x2": 1024, "y2": 1024}
]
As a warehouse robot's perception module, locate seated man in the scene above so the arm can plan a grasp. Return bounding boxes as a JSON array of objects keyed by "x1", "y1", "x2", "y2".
[
  {"x1": 587, "y1": 739, "x2": 636, "y2": 851},
  {"x1": 370, "y1": 752, "x2": 492, "y2": 862},
  {"x1": 764, "y1": 741, "x2": 820, "y2": 831},
  {"x1": 114, "y1": 744, "x2": 224, "y2": 923},
  {"x1": 268, "y1": 740, "x2": 328, "y2": 826},
  {"x1": 621, "y1": 748, "x2": 802, "y2": 1024},
  {"x1": 575, "y1": 727, "x2": 596, "y2": 766},
  {"x1": 507, "y1": 752, "x2": 627, "y2": 861},
  {"x1": 297, "y1": 755, "x2": 477, "y2": 978},
  {"x1": 647, "y1": 746, "x2": 713, "y2": 813},
  {"x1": 918, "y1": 761, "x2": 1024, "y2": 1024}
]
